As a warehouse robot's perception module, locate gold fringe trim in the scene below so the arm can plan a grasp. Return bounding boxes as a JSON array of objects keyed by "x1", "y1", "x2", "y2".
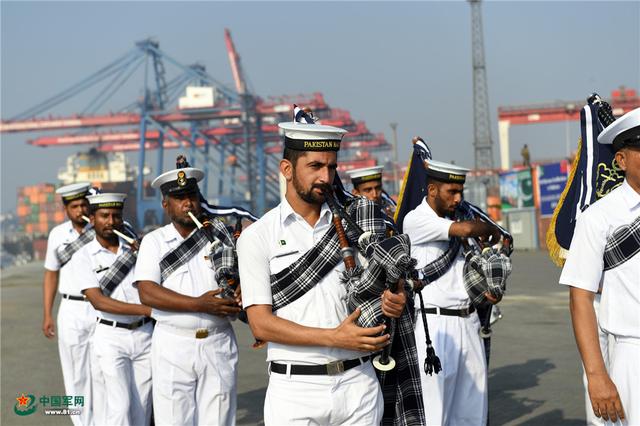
[
  {"x1": 546, "y1": 137, "x2": 583, "y2": 267},
  {"x1": 394, "y1": 154, "x2": 415, "y2": 224}
]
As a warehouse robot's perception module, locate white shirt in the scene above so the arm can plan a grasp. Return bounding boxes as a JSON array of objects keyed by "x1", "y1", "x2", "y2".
[
  {"x1": 44, "y1": 221, "x2": 92, "y2": 296},
  {"x1": 559, "y1": 179, "x2": 640, "y2": 338},
  {"x1": 403, "y1": 198, "x2": 470, "y2": 309},
  {"x1": 237, "y1": 198, "x2": 365, "y2": 364},
  {"x1": 73, "y1": 238, "x2": 143, "y2": 324},
  {"x1": 133, "y1": 223, "x2": 228, "y2": 330}
]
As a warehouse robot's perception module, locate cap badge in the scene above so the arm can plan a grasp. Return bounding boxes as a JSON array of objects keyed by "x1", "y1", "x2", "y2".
[{"x1": 177, "y1": 171, "x2": 187, "y2": 187}]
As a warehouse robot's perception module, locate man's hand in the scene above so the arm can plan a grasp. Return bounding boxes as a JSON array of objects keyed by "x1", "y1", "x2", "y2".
[
  {"x1": 195, "y1": 289, "x2": 242, "y2": 317},
  {"x1": 42, "y1": 315, "x2": 55, "y2": 339},
  {"x1": 381, "y1": 288, "x2": 406, "y2": 318},
  {"x1": 476, "y1": 220, "x2": 501, "y2": 245},
  {"x1": 330, "y1": 308, "x2": 390, "y2": 352},
  {"x1": 588, "y1": 372, "x2": 625, "y2": 423},
  {"x1": 233, "y1": 284, "x2": 242, "y2": 307},
  {"x1": 484, "y1": 291, "x2": 502, "y2": 305}
]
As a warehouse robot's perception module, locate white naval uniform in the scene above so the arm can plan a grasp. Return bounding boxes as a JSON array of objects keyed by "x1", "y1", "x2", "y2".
[
  {"x1": 560, "y1": 180, "x2": 640, "y2": 426},
  {"x1": 404, "y1": 199, "x2": 488, "y2": 426},
  {"x1": 580, "y1": 295, "x2": 613, "y2": 426},
  {"x1": 237, "y1": 199, "x2": 383, "y2": 426},
  {"x1": 73, "y1": 238, "x2": 152, "y2": 426},
  {"x1": 134, "y1": 223, "x2": 238, "y2": 426},
  {"x1": 44, "y1": 221, "x2": 97, "y2": 426}
]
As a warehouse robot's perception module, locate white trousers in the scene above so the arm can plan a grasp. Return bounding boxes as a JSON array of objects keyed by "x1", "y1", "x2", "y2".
[
  {"x1": 583, "y1": 295, "x2": 612, "y2": 426},
  {"x1": 151, "y1": 323, "x2": 238, "y2": 426},
  {"x1": 264, "y1": 361, "x2": 383, "y2": 426},
  {"x1": 57, "y1": 298, "x2": 97, "y2": 426},
  {"x1": 92, "y1": 321, "x2": 153, "y2": 426},
  {"x1": 415, "y1": 310, "x2": 487, "y2": 426},
  {"x1": 604, "y1": 336, "x2": 640, "y2": 426}
]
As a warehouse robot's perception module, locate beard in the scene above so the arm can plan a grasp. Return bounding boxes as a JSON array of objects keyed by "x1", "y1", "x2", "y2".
[
  {"x1": 96, "y1": 227, "x2": 119, "y2": 243},
  {"x1": 292, "y1": 175, "x2": 325, "y2": 205},
  {"x1": 71, "y1": 216, "x2": 87, "y2": 227},
  {"x1": 171, "y1": 211, "x2": 197, "y2": 228}
]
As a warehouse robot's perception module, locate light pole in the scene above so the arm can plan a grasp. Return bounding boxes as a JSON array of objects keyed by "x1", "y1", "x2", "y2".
[{"x1": 390, "y1": 122, "x2": 399, "y2": 195}]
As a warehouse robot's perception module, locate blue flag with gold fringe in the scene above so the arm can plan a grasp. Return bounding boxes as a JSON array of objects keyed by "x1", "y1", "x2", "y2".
[
  {"x1": 547, "y1": 94, "x2": 623, "y2": 266},
  {"x1": 394, "y1": 138, "x2": 432, "y2": 232}
]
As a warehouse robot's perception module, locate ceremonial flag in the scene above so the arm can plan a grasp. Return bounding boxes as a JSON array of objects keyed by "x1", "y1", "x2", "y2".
[
  {"x1": 547, "y1": 95, "x2": 622, "y2": 266},
  {"x1": 394, "y1": 138, "x2": 432, "y2": 232}
]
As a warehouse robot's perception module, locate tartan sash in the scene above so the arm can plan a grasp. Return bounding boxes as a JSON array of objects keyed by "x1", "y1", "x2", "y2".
[
  {"x1": 159, "y1": 229, "x2": 209, "y2": 283},
  {"x1": 97, "y1": 225, "x2": 140, "y2": 296},
  {"x1": 604, "y1": 215, "x2": 640, "y2": 271},
  {"x1": 56, "y1": 228, "x2": 95, "y2": 267},
  {"x1": 269, "y1": 197, "x2": 382, "y2": 312},
  {"x1": 420, "y1": 237, "x2": 461, "y2": 283},
  {"x1": 99, "y1": 249, "x2": 137, "y2": 297},
  {"x1": 270, "y1": 225, "x2": 341, "y2": 311}
]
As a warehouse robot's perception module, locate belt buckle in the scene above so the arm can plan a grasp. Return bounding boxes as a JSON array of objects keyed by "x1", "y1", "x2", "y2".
[
  {"x1": 460, "y1": 307, "x2": 470, "y2": 317},
  {"x1": 326, "y1": 360, "x2": 345, "y2": 376},
  {"x1": 195, "y1": 328, "x2": 209, "y2": 339}
]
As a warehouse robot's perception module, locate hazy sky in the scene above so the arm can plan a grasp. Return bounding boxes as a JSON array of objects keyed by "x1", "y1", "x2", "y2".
[{"x1": 1, "y1": 1, "x2": 639, "y2": 213}]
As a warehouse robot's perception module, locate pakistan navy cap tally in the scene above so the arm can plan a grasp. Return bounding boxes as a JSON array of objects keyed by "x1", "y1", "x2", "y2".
[
  {"x1": 278, "y1": 105, "x2": 347, "y2": 152},
  {"x1": 424, "y1": 159, "x2": 470, "y2": 184},
  {"x1": 346, "y1": 165, "x2": 384, "y2": 186},
  {"x1": 152, "y1": 167, "x2": 204, "y2": 196},
  {"x1": 87, "y1": 193, "x2": 127, "y2": 210},
  {"x1": 56, "y1": 182, "x2": 91, "y2": 204},
  {"x1": 598, "y1": 107, "x2": 640, "y2": 152}
]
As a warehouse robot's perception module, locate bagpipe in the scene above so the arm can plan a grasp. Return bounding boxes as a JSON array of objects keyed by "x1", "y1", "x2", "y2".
[
  {"x1": 320, "y1": 179, "x2": 419, "y2": 373},
  {"x1": 547, "y1": 94, "x2": 621, "y2": 266},
  {"x1": 322, "y1": 184, "x2": 416, "y2": 371},
  {"x1": 173, "y1": 155, "x2": 258, "y2": 300},
  {"x1": 327, "y1": 175, "x2": 428, "y2": 425},
  {"x1": 395, "y1": 136, "x2": 514, "y2": 372}
]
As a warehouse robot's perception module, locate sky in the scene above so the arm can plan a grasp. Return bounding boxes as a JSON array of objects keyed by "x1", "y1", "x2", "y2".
[{"x1": 1, "y1": 1, "x2": 639, "y2": 213}]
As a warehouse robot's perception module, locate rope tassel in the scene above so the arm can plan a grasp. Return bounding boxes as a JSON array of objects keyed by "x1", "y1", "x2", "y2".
[{"x1": 418, "y1": 291, "x2": 441, "y2": 375}]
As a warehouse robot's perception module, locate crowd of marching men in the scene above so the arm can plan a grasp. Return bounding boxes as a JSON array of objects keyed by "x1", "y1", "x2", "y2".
[{"x1": 41, "y1": 104, "x2": 640, "y2": 425}]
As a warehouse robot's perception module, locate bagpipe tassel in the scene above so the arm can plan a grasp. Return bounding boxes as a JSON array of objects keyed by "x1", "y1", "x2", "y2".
[{"x1": 418, "y1": 291, "x2": 441, "y2": 376}]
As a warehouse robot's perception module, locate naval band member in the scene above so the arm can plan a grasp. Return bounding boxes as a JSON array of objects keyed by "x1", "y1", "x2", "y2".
[
  {"x1": 135, "y1": 165, "x2": 241, "y2": 425},
  {"x1": 560, "y1": 107, "x2": 640, "y2": 425},
  {"x1": 42, "y1": 182, "x2": 97, "y2": 426},
  {"x1": 238, "y1": 109, "x2": 406, "y2": 425},
  {"x1": 403, "y1": 159, "x2": 501, "y2": 426},
  {"x1": 73, "y1": 193, "x2": 153, "y2": 425}
]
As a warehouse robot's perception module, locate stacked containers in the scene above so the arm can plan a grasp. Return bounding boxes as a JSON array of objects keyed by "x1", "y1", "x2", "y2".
[{"x1": 17, "y1": 184, "x2": 64, "y2": 235}]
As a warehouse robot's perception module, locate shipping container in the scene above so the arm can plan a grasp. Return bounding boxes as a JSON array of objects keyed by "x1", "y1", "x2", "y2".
[{"x1": 32, "y1": 238, "x2": 48, "y2": 261}]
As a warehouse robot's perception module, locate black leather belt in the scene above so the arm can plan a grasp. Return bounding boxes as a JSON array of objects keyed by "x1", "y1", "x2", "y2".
[
  {"x1": 270, "y1": 356, "x2": 371, "y2": 376},
  {"x1": 423, "y1": 305, "x2": 475, "y2": 317},
  {"x1": 61, "y1": 293, "x2": 87, "y2": 301},
  {"x1": 97, "y1": 317, "x2": 152, "y2": 330}
]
